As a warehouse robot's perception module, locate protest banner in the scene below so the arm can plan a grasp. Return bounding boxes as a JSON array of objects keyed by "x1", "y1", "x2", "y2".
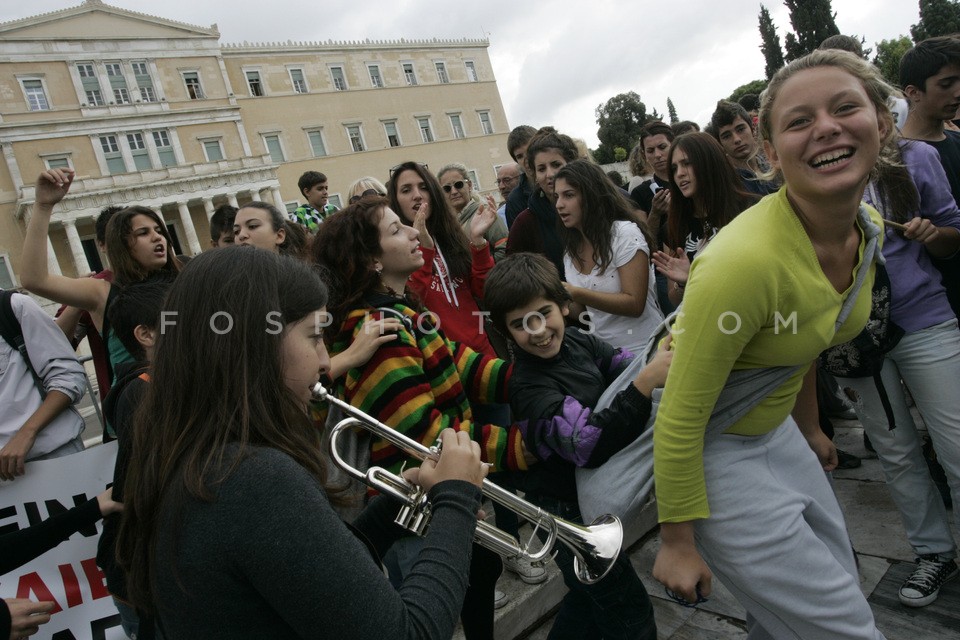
[{"x1": 0, "y1": 442, "x2": 125, "y2": 640}]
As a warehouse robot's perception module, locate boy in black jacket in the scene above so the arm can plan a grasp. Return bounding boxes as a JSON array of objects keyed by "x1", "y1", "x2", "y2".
[
  {"x1": 485, "y1": 253, "x2": 669, "y2": 640},
  {"x1": 97, "y1": 275, "x2": 171, "y2": 640}
]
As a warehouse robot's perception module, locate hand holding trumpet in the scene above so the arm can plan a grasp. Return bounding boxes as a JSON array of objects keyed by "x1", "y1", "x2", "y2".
[{"x1": 403, "y1": 428, "x2": 489, "y2": 491}]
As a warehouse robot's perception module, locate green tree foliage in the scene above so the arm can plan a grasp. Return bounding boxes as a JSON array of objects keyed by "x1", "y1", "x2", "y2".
[
  {"x1": 614, "y1": 147, "x2": 628, "y2": 162},
  {"x1": 783, "y1": 0, "x2": 840, "y2": 61},
  {"x1": 594, "y1": 91, "x2": 653, "y2": 165},
  {"x1": 667, "y1": 97, "x2": 679, "y2": 124},
  {"x1": 759, "y1": 5, "x2": 786, "y2": 79},
  {"x1": 728, "y1": 79, "x2": 769, "y2": 104},
  {"x1": 874, "y1": 36, "x2": 914, "y2": 85},
  {"x1": 911, "y1": 0, "x2": 960, "y2": 41}
]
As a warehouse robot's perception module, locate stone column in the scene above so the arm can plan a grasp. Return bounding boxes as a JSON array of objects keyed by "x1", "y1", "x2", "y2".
[
  {"x1": 62, "y1": 219, "x2": 91, "y2": 274},
  {"x1": 176, "y1": 201, "x2": 203, "y2": 256},
  {"x1": 227, "y1": 193, "x2": 239, "y2": 209},
  {"x1": 46, "y1": 237, "x2": 62, "y2": 276},
  {"x1": 203, "y1": 197, "x2": 215, "y2": 221},
  {"x1": 249, "y1": 189, "x2": 262, "y2": 202},
  {"x1": 270, "y1": 186, "x2": 285, "y2": 211}
]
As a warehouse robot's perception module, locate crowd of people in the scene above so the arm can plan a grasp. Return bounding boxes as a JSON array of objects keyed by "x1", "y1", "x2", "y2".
[{"x1": 3, "y1": 33, "x2": 960, "y2": 640}]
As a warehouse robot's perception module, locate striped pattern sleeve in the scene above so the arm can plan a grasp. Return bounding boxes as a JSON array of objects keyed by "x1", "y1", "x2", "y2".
[
  {"x1": 449, "y1": 339, "x2": 512, "y2": 405},
  {"x1": 335, "y1": 306, "x2": 526, "y2": 474}
]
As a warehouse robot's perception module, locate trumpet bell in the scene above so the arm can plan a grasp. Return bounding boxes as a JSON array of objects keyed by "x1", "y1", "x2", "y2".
[{"x1": 561, "y1": 514, "x2": 623, "y2": 585}]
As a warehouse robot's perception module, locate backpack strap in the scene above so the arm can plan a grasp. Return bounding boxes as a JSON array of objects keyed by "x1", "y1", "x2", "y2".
[{"x1": 0, "y1": 290, "x2": 48, "y2": 399}]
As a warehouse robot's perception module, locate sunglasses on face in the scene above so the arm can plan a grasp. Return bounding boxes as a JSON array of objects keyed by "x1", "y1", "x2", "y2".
[
  {"x1": 349, "y1": 189, "x2": 385, "y2": 204},
  {"x1": 442, "y1": 180, "x2": 466, "y2": 193}
]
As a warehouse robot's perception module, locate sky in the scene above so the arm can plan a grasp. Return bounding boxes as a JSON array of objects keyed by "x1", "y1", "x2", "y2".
[{"x1": 1, "y1": 0, "x2": 922, "y2": 148}]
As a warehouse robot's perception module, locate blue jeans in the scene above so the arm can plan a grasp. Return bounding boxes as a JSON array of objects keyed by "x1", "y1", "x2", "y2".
[
  {"x1": 112, "y1": 597, "x2": 139, "y2": 639},
  {"x1": 525, "y1": 493, "x2": 656, "y2": 640},
  {"x1": 839, "y1": 318, "x2": 960, "y2": 558}
]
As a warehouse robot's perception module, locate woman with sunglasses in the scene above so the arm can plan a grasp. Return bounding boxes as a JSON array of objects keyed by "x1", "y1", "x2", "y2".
[
  {"x1": 437, "y1": 163, "x2": 508, "y2": 262},
  {"x1": 347, "y1": 177, "x2": 387, "y2": 204}
]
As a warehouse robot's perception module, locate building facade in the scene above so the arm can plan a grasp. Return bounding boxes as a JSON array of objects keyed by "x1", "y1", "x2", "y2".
[{"x1": 0, "y1": 0, "x2": 512, "y2": 286}]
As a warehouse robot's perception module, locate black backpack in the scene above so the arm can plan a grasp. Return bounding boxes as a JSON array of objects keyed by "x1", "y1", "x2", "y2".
[{"x1": 0, "y1": 290, "x2": 47, "y2": 398}]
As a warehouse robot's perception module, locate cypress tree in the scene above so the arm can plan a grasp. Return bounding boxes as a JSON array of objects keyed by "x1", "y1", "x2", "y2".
[{"x1": 759, "y1": 5, "x2": 785, "y2": 79}]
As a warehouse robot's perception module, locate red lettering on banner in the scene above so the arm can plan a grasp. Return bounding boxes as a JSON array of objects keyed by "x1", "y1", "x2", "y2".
[
  {"x1": 59, "y1": 563, "x2": 83, "y2": 608},
  {"x1": 16, "y1": 571, "x2": 63, "y2": 614},
  {"x1": 81, "y1": 557, "x2": 110, "y2": 600}
]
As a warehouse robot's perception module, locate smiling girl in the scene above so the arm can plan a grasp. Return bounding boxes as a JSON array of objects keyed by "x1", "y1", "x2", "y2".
[{"x1": 652, "y1": 50, "x2": 891, "y2": 638}]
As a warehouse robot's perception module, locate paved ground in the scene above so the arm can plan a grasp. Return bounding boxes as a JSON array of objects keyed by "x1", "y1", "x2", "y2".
[{"x1": 498, "y1": 420, "x2": 960, "y2": 640}]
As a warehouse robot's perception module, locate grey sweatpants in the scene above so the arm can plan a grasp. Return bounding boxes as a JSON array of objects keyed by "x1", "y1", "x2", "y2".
[{"x1": 695, "y1": 417, "x2": 885, "y2": 640}]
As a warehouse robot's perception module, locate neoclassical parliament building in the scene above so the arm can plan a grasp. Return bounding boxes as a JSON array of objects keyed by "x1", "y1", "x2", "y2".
[{"x1": 0, "y1": 0, "x2": 512, "y2": 289}]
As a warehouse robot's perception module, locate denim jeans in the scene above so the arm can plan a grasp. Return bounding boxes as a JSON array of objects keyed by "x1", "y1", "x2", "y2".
[
  {"x1": 839, "y1": 318, "x2": 960, "y2": 558},
  {"x1": 524, "y1": 493, "x2": 656, "y2": 640},
  {"x1": 112, "y1": 597, "x2": 140, "y2": 639}
]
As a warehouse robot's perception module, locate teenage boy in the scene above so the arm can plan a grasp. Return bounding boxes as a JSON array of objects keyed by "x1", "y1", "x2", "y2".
[
  {"x1": 96, "y1": 275, "x2": 172, "y2": 640},
  {"x1": 709, "y1": 101, "x2": 777, "y2": 196},
  {"x1": 504, "y1": 125, "x2": 538, "y2": 227},
  {"x1": 292, "y1": 171, "x2": 338, "y2": 233},
  {"x1": 484, "y1": 253, "x2": 670, "y2": 640},
  {"x1": 901, "y1": 36, "x2": 960, "y2": 317},
  {"x1": 209, "y1": 204, "x2": 237, "y2": 248}
]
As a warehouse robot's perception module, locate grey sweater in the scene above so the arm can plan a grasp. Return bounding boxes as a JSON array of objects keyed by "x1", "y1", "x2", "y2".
[{"x1": 153, "y1": 446, "x2": 481, "y2": 639}]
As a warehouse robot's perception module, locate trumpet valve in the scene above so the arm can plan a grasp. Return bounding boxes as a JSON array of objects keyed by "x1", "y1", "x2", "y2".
[{"x1": 395, "y1": 491, "x2": 432, "y2": 536}]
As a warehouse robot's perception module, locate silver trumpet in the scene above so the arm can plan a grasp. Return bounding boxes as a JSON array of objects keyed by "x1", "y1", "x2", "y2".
[{"x1": 312, "y1": 382, "x2": 623, "y2": 584}]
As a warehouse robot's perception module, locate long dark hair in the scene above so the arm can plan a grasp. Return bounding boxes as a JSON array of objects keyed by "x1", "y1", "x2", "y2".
[
  {"x1": 666, "y1": 133, "x2": 756, "y2": 249},
  {"x1": 387, "y1": 161, "x2": 472, "y2": 278},
  {"x1": 555, "y1": 160, "x2": 652, "y2": 274},
  {"x1": 116, "y1": 246, "x2": 337, "y2": 612},
  {"x1": 312, "y1": 197, "x2": 420, "y2": 342},
  {"x1": 105, "y1": 206, "x2": 180, "y2": 286},
  {"x1": 871, "y1": 141, "x2": 921, "y2": 224}
]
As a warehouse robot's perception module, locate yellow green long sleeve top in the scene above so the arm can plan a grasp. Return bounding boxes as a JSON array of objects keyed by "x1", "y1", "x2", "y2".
[{"x1": 653, "y1": 188, "x2": 882, "y2": 523}]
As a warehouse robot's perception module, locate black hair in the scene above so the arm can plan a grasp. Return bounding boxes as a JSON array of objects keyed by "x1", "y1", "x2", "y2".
[
  {"x1": 209, "y1": 204, "x2": 238, "y2": 243},
  {"x1": 96, "y1": 206, "x2": 123, "y2": 245},
  {"x1": 107, "y1": 273, "x2": 175, "y2": 361},
  {"x1": 484, "y1": 253, "x2": 570, "y2": 336},
  {"x1": 297, "y1": 170, "x2": 328, "y2": 196}
]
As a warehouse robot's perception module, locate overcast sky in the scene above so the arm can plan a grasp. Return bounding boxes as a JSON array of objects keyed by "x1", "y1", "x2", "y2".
[{"x1": 2, "y1": 0, "x2": 921, "y2": 148}]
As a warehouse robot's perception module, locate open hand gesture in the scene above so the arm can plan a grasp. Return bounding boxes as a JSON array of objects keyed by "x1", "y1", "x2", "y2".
[
  {"x1": 652, "y1": 247, "x2": 690, "y2": 285},
  {"x1": 469, "y1": 195, "x2": 498, "y2": 244},
  {"x1": 413, "y1": 202, "x2": 434, "y2": 250}
]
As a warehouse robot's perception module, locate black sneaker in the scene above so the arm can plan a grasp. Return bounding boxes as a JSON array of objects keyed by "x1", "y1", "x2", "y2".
[
  {"x1": 835, "y1": 449, "x2": 862, "y2": 470},
  {"x1": 898, "y1": 554, "x2": 959, "y2": 607}
]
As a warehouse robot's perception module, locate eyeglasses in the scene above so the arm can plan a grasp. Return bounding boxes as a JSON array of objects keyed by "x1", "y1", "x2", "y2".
[
  {"x1": 495, "y1": 175, "x2": 519, "y2": 186},
  {"x1": 349, "y1": 189, "x2": 385, "y2": 204},
  {"x1": 389, "y1": 162, "x2": 428, "y2": 178},
  {"x1": 442, "y1": 180, "x2": 466, "y2": 193}
]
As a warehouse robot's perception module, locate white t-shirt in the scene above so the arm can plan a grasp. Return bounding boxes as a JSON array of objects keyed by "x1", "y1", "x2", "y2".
[{"x1": 564, "y1": 220, "x2": 664, "y2": 355}]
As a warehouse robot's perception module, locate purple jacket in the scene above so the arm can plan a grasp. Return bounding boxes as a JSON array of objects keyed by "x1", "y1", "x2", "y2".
[{"x1": 864, "y1": 140, "x2": 960, "y2": 333}]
